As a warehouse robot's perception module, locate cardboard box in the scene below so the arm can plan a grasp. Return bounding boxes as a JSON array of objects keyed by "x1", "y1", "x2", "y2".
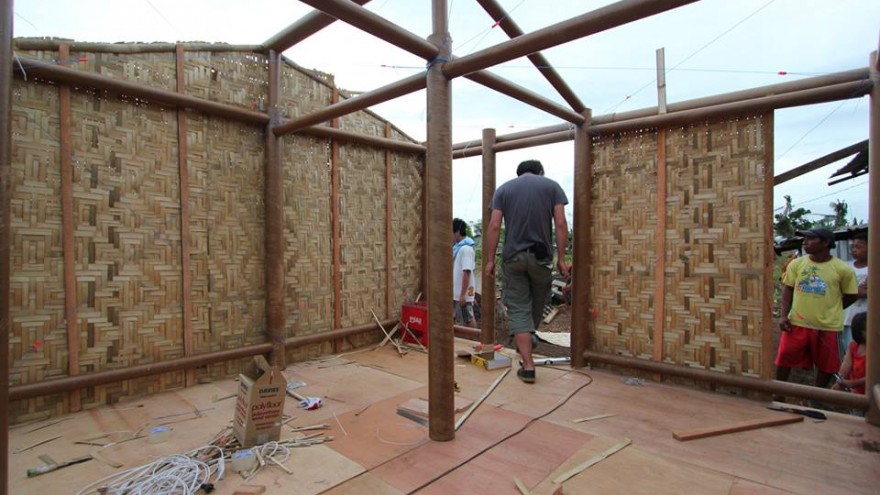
[
  {"x1": 233, "y1": 356, "x2": 287, "y2": 447},
  {"x1": 470, "y1": 351, "x2": 512, "y2": 370}
]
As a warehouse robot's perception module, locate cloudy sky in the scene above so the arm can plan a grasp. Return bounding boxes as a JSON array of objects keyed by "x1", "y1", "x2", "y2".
[{"x1": 13, "y1": 0, "x2": 880, "y2": 225}]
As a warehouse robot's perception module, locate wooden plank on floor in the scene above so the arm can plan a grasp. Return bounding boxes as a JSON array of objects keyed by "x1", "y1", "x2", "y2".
[{"x1": 672, "y1": 415, "x2": 803, "y2": 442}]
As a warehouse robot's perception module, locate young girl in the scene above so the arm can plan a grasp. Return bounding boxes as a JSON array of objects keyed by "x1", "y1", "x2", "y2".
[{"x1": 833, "y1": 311, "x2": 866, "y2": 394}]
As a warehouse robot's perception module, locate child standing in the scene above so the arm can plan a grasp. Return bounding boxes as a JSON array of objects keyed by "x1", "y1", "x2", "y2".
[{"x1": 832, "y1": 311, "x2": 866, "y2": 394}]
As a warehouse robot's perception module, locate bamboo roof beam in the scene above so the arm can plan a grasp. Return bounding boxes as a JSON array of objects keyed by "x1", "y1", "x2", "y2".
[
  {"x1": 298, "y1": 124, "x2": 426, "y2": 153},
  {"x1": 774, "y1": 140, "x2": 869, "y2": 185},
  {"x1": 464, "y1": 69, "x2": 584, "y2": 124},
  {"x1": 273, "y1": 72, "x2": 427, "y2": 136},
  {"x1": 444, "y1": 0, "x2": 699, "y2": 79},
  {"x1": 262, "y1": 0, "x2": 372, "y2": 52},
  {"x1": 297, "y1": 0, "x2": 439, "y2": 60},
  {"x1": 15, "y1": 57, "x2": 270, "y2": 125},
  {"x1": 475, "y1": 0, "x2": 585, "y2": 112}
]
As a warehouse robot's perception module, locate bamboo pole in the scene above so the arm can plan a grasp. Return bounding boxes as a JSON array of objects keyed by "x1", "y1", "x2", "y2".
[
  {"x1": 444, "y1": 0, "x2": 698, "y2": 78},
  {"x1": 452, "y1": 79, "x2": 873, "y2": 160},
  {"x1": 426, "y1": 0, "x2": 455, "y2": 442},
  {"x1": 14, "y1": 40, "x2": 262, "y2": 53},
  {"x1": 273, "y1": 72, "x2": 427, "y2": 136},
  {"x1": 481, "y1": 128, "x2": 496, "y2": 346},
  {"x1": 571, "y1": 111, "x2": 591, "y2": 368},
  {"x1": 297, "y1": 125, "x2": 425, "y2": 153},
  {"x1": 331, "y1": 88, "x2": 342, "y2": 351},
  {"x1": 15, "y1": 57, "x2": 269, "y2": 125},
  {"x1": 761, "y1": 112, "x2": 775, "y2": 380},
  {"x1": 583, "y1": 351, "x2": 869, "y2": 410},
  {"x1": 58, "y1": 43, "x2": 81, "y2": 411},
  {"x1": 475, "y1": 0, "x2": 585, "y2": 112},
  {"x1": 464, "y1": 69, "x2": 584, "y2": 124},
  {"x1": 652, "y1": 129, "x2": 666, "y2": 367},
  {"x1": 866, "y1": 51, "x2": 880, "y2": 425},
  {"x1": 9, "y1": 319, "x2": 397, "y2": 401},
  {"x1": 1, "y1": 0, "x2": 13, "y2": 492},
  {"x1": 450, "y1": 67, "x2": 870, "y2": 153},
  {"x1": 298, "y1": 0, "x2": 438, "y2": 60},
  {"x1": 175, "y1": 44, "x2": 195, "y2": 387},
  {"x1": 385, "y1": 123, "x2": 394, "y2": 319},
  {"x1": 262, "y1": 0, "x2": 372, "y2": 52},
  {"x1": 265, "y1": 50, "x2": 286, "y2": 368}
]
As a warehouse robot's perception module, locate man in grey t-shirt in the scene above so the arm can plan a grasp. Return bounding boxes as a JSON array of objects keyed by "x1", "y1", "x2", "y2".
[{"x1": 485, "y1": 160, "x2": 569, "y2": 383}]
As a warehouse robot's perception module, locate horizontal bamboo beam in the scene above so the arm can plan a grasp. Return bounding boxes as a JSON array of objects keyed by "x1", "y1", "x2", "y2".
[
  {"x1": 262, "y1": 0, "x2": 372, "y2": 52},
  {"x1": 475, "y1": 0, "x2": 585, "y2": 112},
  {"x1": 444, "y1": 0, "x2": 698, "y2": 78},
  {"x1": 451, "y1": 80, "x2": 872, "y2": 160},
  {"x1": 298, "y1": 0, "x2": 439, "y2": 60},
  {"x1": 14, "y1": 57, "x2": 270, "y2": 125},
  {"x1": 14, "y1": 39, "x2": 262, "y2": 53},
  {"x1": 9, "y1": 319, "x2": 397, "y2": 401},
  {"x1": 299, "y1": 124, "x2": 426, "y2": 153},
  {"x1": 589, "y1": 80, "x2": 872, "y2": 135},
  {"x1": 450, "y1": 67, "x2": 870, "y2": 153},
  {"x1": 583, "y1": 351, "x2": 869, "y2": 411},
  {"x1": 274, "y1": 72, "x2": 427, "y2": 135},
  {"x1": 774, "y1": 139, "x2": 868, "y2": 185},
  {"x1": 465, "y1": 70, "x2": 585, "y2": 124}
]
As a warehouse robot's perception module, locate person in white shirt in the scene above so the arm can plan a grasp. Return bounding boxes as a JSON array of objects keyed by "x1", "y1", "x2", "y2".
[
  {"x1": 840, "y1": 232, "x2": 868, "y2": 361},
  {"x1": 452, "y1": 218, "x2": 477, "y2": 328}
]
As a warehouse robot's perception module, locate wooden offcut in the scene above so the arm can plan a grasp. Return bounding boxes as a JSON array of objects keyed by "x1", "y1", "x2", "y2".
[{"x1": 672, "y1": 414, "x2": 803, "y2": 442}]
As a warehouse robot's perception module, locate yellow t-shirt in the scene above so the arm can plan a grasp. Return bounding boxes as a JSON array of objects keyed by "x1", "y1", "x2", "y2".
[{"x1": 782, "y1": 256, "x2": 858, "y2": 331}]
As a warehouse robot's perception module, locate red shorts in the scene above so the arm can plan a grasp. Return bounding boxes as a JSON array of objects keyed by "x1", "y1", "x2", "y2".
[{"x1": 775, "y1": 324, "x2": 840, "y2": 373}]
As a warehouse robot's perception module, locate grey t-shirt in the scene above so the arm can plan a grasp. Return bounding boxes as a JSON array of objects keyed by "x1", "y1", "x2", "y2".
[{"x1": 490, "y1": 173, "x2": 568, "y2": 261}]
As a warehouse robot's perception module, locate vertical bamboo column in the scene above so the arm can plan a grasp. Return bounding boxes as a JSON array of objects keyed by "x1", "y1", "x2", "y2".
[
  {"x1": 652, "y1": 49, "x2": 667, "y2": 369},
  {"x1": 175, "y1": 44, "x2": 195, "y2": 387},
  {"x1": 385, "y1": 122, "x2": 394, "y2": 318},
  {"x1": 265, "y1": 50, "x2": 286, "y2": 368},
  {"x1": 866, "y1": 51, "x2": 879, "y2": 425},
  {"x1": 481, "y1": 128, "x2": 496, "y2": 345},
  {"x1": 571, "y1": 110, "x2": 591, "y2": 368},
  {"x1": 426, "y1": 0, "x2": 455, "y2": 441},
  {"x1": 0, "y1": 1, "x2": 13, "y2": 492},
  {"x1": 761, "y1": 112, "x2": 775, "y2": 380},
  {"x1": 652, "y1": 129, "x2": 666, "y2": 367},
  {"x1": 59, "y1": 43, "x2": 81, "y2": 410},
  {"x1": 331, "y1": 88, "x2": 342, "y2": 351}
]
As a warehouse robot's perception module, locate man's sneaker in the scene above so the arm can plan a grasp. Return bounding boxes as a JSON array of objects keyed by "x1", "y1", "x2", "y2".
[{"x1": 517, "y1": 368, "x2": 536, "y2": 384}]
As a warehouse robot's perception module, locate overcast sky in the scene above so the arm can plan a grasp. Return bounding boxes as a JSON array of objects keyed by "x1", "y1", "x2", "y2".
[{"x1": 13, "y1": 0, "x2": 880, "y2": 226}]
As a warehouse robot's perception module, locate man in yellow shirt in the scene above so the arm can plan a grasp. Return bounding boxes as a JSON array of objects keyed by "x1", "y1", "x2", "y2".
[{"x1": 776, "y1": 228, "x2": 858, "y2": 391}]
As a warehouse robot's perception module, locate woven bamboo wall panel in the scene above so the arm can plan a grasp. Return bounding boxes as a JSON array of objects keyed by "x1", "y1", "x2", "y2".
[
  {"x1": 590, "y1": 131, "x2": 659, "y2": 360},
  {"x1": 391, "y1": 153, "x2": 424, "y2": 310},
  {"x1": 283, "y1": 137, "x2": 334, "y2": 340},
  {"x1": 72, "y1": 50, "x2": 177, "y2": 92},
  {"x1": 184, "y1": 51, "x2": 269, "y2": 110},
  {"x1": 8, "y1": 81, "x2": 67, "y2": 421},
  {"x1": 67, "y1": 90, "x2": 185, "y2": 404},
  {"x1": 187, "y1": 114, "x2": 266, "y2": 378},
  {"x1": 280, "y1": 65, "x2": 334, "y2": 119},
  {"x1": 338, "y1": 145, "x2": 387, "y2": 327},
  {"x1": 663, "y1": 116, "x2": 768, "y2": 375}
]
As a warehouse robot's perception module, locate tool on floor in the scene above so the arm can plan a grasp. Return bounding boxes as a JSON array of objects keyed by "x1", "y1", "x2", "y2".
[
  {"x1": 286, "y1": 381, "x2": 323, "y2": 410},
  {"x1": 767, "y1": 405, "x2": 827, "y2": 420},
  {"x1": 27, "y1": 454, "x2": 92, "y2": 477}
]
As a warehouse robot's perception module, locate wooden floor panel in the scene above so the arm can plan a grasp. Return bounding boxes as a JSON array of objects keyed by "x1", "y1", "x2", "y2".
[{"x1": 8, "y1": 338, "x2": 880, "y2": 494}]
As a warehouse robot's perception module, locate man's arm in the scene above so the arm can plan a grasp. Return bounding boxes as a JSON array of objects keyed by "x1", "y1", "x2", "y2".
[
  {"x1": 779, "y1": 284, "x2": 794, "y2": 332},
  {"x1": 459, "y1": 269, "x2": 471, "y2": 304},
  {"x1": 484, "y1": 209, "x2": 503, "y2": 277},
  {"x1": 553, "y1": 204, "x2": 570, "y2": 279}
]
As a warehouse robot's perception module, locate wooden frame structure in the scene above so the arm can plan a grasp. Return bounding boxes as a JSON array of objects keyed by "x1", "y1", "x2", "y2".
[{"x1": 1, "y1": 1, "x2": 879, "y2": 491}]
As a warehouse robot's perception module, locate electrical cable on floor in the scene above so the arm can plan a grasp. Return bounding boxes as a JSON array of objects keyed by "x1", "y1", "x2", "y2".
[{"x1": 409, "y1": 368, "x2": 594, "y2": 494}]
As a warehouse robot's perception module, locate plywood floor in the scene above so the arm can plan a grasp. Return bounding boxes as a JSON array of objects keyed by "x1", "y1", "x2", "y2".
[{"x1": 9, "y1": 339, "x2": 880, "y2": 494}]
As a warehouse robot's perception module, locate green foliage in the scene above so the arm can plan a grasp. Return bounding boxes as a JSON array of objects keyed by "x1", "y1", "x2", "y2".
[{"x1": 774, "y1": 195, "x2": 813, "y2": 238}]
